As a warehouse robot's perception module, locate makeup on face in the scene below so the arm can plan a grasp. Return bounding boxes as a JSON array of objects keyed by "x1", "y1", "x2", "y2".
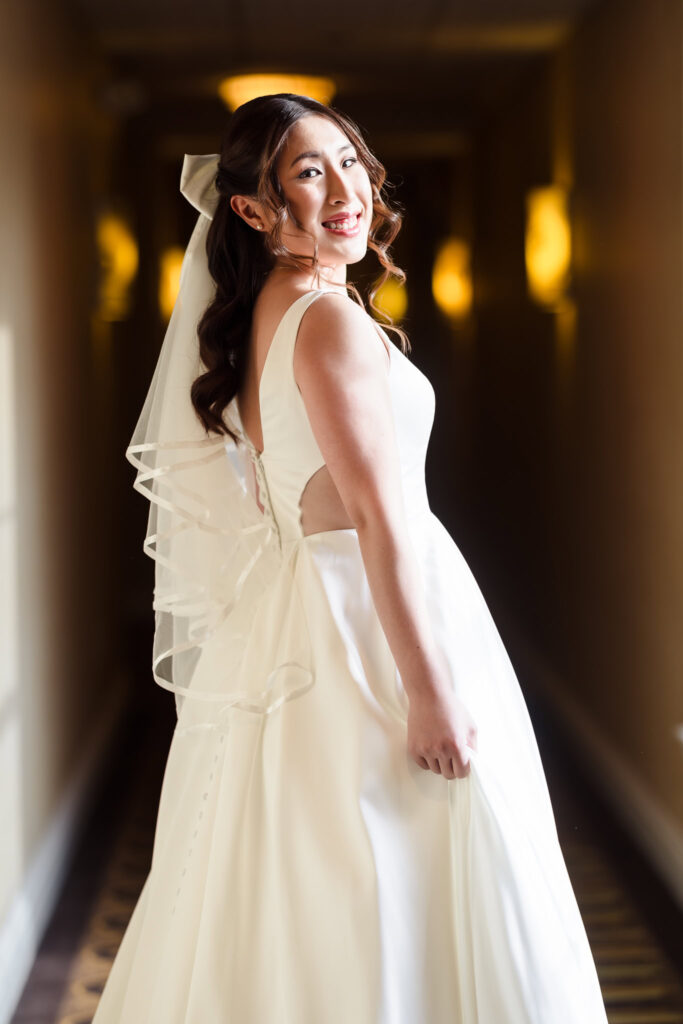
[{"x1": 277, "y1": 115, "x2": 373, "y2": 269}]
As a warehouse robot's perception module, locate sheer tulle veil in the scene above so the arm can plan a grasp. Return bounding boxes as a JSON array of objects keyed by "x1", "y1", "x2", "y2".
[{"x1": 125, "y1": 154, "x2": 315, "y2": 732}]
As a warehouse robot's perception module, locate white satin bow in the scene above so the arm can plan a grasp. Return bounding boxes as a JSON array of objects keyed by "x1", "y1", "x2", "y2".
[{"x1": 180, "y1": 153, "x2": 221, "y2": 220}]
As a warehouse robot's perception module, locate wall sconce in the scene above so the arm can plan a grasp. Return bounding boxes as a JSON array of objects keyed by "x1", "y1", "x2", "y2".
[
  {"x1": 374, "y1": 278, "x2": 408, "y2": 323},
  {"x1": 219, "y1": 74, "x2": 336, "y2": 111},
  {"x1": 524, "y1": 186, "x2": 572, "y2": 307},
  {"x1": 95, "y1": 212, "x2": 138, "y2": 322},
  {"x1": 432, "y1": 238, "x2": 472, "y2": 320},
  {"x1": 159, "y1": 246, "x2": 185, "y2": 322}
]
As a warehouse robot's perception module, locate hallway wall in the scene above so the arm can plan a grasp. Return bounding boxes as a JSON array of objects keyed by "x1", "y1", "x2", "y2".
[
  {"x1": 469, "y1": 0, "x2": 683, "y2": 901},
  {"x1": 0, "y1": 2, "x2": 129, "y2": 1017}
]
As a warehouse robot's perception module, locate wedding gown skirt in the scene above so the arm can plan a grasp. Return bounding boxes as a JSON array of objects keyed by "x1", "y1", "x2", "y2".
[{"x1": 94, "y1": 290, "x2": 608, "y2": 1023}]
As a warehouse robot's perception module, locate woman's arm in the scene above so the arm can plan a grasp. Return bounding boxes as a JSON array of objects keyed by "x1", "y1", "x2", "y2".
[{"x1": 294, "y1": 293, "x2": 477, "y2": 779}]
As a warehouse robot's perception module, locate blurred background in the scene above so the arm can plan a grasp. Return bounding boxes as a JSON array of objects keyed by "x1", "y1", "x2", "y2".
[{"x1": 1, "y1": 0, "x2": 683, "y2": 1020}]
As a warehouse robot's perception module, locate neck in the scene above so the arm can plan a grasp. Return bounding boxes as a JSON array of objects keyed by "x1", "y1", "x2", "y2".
[{"x1": 270, "y1": 259, "x2": 347, "y2": 291}]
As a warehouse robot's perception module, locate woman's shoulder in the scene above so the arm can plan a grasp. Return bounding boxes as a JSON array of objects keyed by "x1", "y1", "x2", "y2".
[
  {"x1": 251, "y1": 281, "x2": 342, "y2": 335},
  {"x1": 296, "y1": 289, "x2": 392, "y2": 367}
]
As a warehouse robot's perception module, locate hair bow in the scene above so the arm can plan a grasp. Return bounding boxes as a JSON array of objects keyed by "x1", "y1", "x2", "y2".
[{"x1": 180, "y1": 153, "x2": 221, "y2": 220}]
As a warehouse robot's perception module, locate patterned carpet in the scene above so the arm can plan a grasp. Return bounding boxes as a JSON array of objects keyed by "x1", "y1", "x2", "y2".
[{"x1": 12, "y1": 697, "x2": 683, "y2": 1024}]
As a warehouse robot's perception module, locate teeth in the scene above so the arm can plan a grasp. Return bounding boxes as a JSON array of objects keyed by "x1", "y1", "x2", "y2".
[{"x1": 323, "y1": 214, "x2": 358, "y2": 231}]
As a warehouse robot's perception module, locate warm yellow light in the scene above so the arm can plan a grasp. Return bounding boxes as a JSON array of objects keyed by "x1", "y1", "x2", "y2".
[
  {"x1": 159, "y1": 246, "x2": 185, "y2": 322},
  {"x1": 432, "y1": 238, "x2": 472, "y2": 319},
  {"x1": 525, "y1": 186, "x2": 571, "y2": 306},
  {"x1": 218, "y1": 74, "x2": 337, "y2": 111},
  {"x1": 373, "y1": 278, "x2": 408, "y2": 323},
  {"x1": 96, "y1": 213, "x2": 138, "y2": 321}
]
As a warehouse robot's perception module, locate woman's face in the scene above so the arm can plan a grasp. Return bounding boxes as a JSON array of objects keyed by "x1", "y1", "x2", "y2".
[{"x1": 273, "y1": 114, "x2": 373, "y2": 269}]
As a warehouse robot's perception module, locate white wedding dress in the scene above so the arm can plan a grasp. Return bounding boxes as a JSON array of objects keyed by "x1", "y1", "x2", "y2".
[{"x1": 93, "y1": 289, "x2": 608, "y2": 1023}]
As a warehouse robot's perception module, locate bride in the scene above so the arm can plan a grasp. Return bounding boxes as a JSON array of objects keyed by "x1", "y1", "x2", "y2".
[{"x1": 94, "y1": 92, "x2": 608, "y2": 1023}]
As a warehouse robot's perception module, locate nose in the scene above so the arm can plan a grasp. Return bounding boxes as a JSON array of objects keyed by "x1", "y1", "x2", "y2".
[{"x1": 326, "y1": 164, "x2": 355, "y2": 205}]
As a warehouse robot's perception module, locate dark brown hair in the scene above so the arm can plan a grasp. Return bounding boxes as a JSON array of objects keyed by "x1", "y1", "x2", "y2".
[{"x1": 191, "y1": 92, "x2": 408, "y2": 441}]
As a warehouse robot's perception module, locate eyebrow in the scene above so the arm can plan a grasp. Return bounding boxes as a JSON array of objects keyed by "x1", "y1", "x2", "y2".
[{"x1": 289, "y1": 143, "x2": 354, "y2": 170}]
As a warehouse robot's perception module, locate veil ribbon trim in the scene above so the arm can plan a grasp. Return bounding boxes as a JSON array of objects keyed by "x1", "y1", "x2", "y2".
[{"x1": 126, "y1": 154, "x2": 315, "y2": 734}]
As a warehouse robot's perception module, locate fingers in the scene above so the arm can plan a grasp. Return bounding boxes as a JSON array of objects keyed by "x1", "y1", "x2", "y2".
[
  {"x1": 414, "y1": 748, "x2": 471, "y2": 780},
  {"x1": 407, "y1": 702, "x2": 479, "y2": 780}
]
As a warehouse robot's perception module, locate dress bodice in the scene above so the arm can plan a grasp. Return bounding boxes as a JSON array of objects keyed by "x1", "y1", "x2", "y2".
[{"x1": 226, "y1": 290, "x2": 435, "y2": 547}]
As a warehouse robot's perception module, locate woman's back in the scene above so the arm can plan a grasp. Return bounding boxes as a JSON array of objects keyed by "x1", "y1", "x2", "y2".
[
  {"x1": 238, "y1": 281, "x2": 353, "y2": 535},
  {"x1": 237, "y1": 279, "x2": 320, "y2": 455},
  {"x1": 235, "y1": 284, "x2": 398, "y2": 538}
]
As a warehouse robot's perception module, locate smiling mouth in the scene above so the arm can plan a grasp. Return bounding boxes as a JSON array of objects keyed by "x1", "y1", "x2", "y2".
[{"x1": 321, "y1": 212, "x2": 362, "y2": 234}]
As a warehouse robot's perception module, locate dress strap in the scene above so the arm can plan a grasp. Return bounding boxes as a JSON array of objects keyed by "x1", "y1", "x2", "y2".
[
  {"x1": 263, "y1": 290, "x2": 334, "y2": 381},
  {"x1": 258, "y1": 289, "x2": 336, "y2": 410}
]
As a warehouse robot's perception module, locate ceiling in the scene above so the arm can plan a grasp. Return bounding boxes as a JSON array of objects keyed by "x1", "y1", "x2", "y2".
[
  {"x1": 75, "y1": 0, "x2": 595, "y2": 56},
  {"x1": 71, "y1": 0, "x2": 597, "y2": 151}
]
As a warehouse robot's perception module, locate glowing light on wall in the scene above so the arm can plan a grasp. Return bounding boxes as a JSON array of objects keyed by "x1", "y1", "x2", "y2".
[
  {"x1": 525, "y1": 186, "x2": 572, "y2": 307},
  {"x1": 96, "y1": 213, "x2": 138, "y2": 321},
  {"x1": 218, "y1": 74, "x2": 336, "y2": 111},
  {"x1": 374, "y1": 278, "x2": 408, "y2": 322},
  {"x1": 432, "y1": 238, "x2": 472, "y2": 320},
  {"x1": 159, "y1": 246, "x2": 185, "y2": 322}
]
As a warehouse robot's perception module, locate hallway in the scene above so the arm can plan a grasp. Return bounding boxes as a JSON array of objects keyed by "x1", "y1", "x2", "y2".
[{"x1": 2, "y1": 0, "x2": 683, "y2": 1019}]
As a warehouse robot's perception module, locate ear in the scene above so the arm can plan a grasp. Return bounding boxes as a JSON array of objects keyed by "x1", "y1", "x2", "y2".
[{"x1": 230, "y1": 195, "x2": 266, "y2": 233}]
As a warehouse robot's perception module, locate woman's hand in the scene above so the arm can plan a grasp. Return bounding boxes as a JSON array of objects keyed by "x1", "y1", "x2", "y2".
[{"x1": 406, "y1": 683, "x2": 478, "y2": 780}]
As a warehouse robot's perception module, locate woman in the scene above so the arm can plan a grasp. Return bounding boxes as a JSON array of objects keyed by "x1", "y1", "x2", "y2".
[{"x1": 95, "y1": 93, "x2": 609, "y2": 1023}]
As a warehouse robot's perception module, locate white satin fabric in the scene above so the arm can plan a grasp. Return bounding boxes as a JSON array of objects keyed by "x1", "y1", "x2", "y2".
[{"x1": 94, "y1": 290, "x2": 608, "y2": 1023}]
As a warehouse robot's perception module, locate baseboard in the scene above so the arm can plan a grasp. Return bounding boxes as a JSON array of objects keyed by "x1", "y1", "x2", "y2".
[
  {"x1": 0, "y1": 678, "x2": 129, "y2": 1024},
  {"x1": 504, "y1": 624, "x2": 683, "y2": 912}
]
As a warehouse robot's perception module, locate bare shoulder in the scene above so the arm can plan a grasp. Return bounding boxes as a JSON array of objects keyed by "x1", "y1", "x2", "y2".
[{"x1": 295, "y1": 291, "x2": 391, "y2": 372}]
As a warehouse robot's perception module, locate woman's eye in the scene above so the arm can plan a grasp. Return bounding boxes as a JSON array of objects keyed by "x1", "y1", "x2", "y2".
[{"x1": 298, "y1": 157, "x2": 358, "y2": 180}]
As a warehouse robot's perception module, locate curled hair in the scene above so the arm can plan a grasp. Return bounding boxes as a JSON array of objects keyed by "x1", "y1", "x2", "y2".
[{"x1": 191, "y1": 92, "x2": 409, "y2": 441}]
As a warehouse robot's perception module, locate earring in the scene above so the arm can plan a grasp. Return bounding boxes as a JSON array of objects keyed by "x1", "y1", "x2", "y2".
[{"x1": 256, "y1": 223, "x2": 264, "y2": 230}]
